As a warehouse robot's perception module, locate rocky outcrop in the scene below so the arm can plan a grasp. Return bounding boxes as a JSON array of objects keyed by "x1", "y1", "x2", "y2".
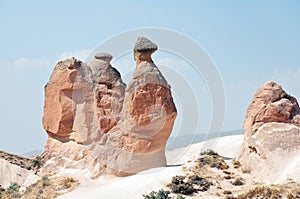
[
  {"x1": 0, "y1": 153, "x2": 38, "y2": 188},
  {"x1": 41, "y1": 37, "x2": 177, "y2": 177},
  {"x1": 236, "y1": 82, "x2": 300, "y2": 182},
  {"x1": 243, "y1": 81, "x2": 300, "y2": 136}
]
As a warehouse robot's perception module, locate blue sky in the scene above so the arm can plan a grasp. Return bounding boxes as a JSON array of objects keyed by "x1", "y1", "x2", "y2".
[{"x1": 0, "y1": 0, "x2": 300, "y2": 154}]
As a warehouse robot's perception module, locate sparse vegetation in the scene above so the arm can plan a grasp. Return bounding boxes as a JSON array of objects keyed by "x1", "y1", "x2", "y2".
[
  {"x1": 168, "y1": 176, "x2": 195, "y2": 195},
  {"x1": 287, "y1": 191, "x2": 300, "y2": 199},
  {"x1": 41, "y1": 175, "x2": 50, "y2": 187},
  {"x1": 143, "y1": 189, "x2": 171, "y2": 199},
  {"x1": 31, "y1": 155, "x2": 42, "y2": 173},
  {"x1": 231, "y1": 159, "x2": 241, "y2": 169},
  {"x1": 62, "y1": 177, "x2": 76, "y2": 189},
  {"x1": 0, "y1": 183, "x2": 21, "y2": 198},
  {"x1": 231, "y1": 177, "x2": 245, "y2": 186},
  {"x1": 231, "y1": 186, "x2": 282, "y2": 199},
  {"x1": 287, "y1": 193, "x2": 295, "y2": 199},
  {"x1": 5, "y1": 182, "x2": 20, "y2": 197},
  {"x1": 200, "y1": 149, "x2": 219, "y2": 156},
  {"x1": 167, "y1": 174, "x2": 213, "y2": 196},
  {"x1": 142, "y1": 189, "x2": 185, "y2": 199},
  {"x1": 0, "y1": 176, "x2": 78, "y2": 199},
  {"x1": 187, "y1": 175, "x2": 213, "y2": 192},
  {"x1": 198, "y1": 153, "x2": 229, "y2": 170},
  {"x1": 223, "y1": 190, "x2": 232, "y2": 195}
]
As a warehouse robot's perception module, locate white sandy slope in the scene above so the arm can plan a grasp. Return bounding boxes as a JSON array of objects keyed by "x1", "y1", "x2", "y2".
[
  {"x1": 0, "y1": 159, "x2": 38, "y2": 189},
  {"x1": 58, "y1": 135, "x2": 243, "y2": 199}
]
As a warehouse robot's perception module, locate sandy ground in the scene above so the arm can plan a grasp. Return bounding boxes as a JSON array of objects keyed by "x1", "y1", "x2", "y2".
[{"x1": 58, "y1": 135, "x2": 244, "y2": 199}]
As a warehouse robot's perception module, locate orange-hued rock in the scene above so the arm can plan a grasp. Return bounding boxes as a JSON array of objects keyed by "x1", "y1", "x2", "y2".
[
  {"x1": 42, "y1": 58, "x2": 94, "y2": 141},
  {"x1": 41, "y1": 37, "x2": 177, "y2": 177},
  {"x1": 105, "y1": 38, "x2": 177, "y2": 174},
  {"x1": 243, "y1": 81, "x2": 300, "y2": 136}
]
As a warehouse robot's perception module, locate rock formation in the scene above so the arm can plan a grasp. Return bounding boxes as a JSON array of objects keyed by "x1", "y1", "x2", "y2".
[
  {"x1": 236, "y1": 82, "x2": 300, "y2": 182},
  {"x1": 41, "y1": 37, "x2": 177, "y2": 177},
  {"x1": 243, "y1": 81, "x2": 300, "y2": 136},
  {"x1": 103, "y1": 37, "x2": 177, "y2": 175}
]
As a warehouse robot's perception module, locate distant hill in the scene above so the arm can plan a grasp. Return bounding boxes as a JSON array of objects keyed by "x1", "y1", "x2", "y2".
[
  {"x1": 22, "y1": 150, "x2": 42, "y2": 158},
  {"x1": 0, "y1": 150, "x2": 32, "y2": 170},
  {"x1": 167, "y1": 129, "x2": 244, "y2": 150}
]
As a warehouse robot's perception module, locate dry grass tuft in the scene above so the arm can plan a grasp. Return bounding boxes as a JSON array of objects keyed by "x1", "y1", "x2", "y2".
[{"x1": 0, "y1": 175, "x2": 78, "y2": 199}]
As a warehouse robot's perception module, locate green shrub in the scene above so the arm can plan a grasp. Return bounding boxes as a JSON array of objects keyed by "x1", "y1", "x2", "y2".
[
  {"x1": 143, "y1": 189, "x2": 171, "y2": 199},
  {"x1": 6, "y1": 183, "x2": 20, "y2": 193},
  {"x1": 143, "y1": 189, "x2": 185, "y2": 199},
  {"x1": 200, "y1": 149, "x2": 218, "y2": 156},
  {"x1": 31, "y1": 155, "x2": 42, "y2": 169},
  {"x1": 4, "y1": 183, "x2": 20, "y2": 198}
]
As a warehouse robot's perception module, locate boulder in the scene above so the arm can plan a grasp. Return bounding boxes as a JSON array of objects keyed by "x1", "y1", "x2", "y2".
[
  {"x1": 243, "y1": 81, "x2": 300, "y2": 136},
  {"x1": 236, "y1": 82, "x2": 300, "y2": 182}
]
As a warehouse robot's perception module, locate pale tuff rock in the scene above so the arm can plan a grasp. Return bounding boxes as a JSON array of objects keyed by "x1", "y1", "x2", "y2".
[
  {"x1": 236, "y1": 82, "x2": 300, "y2": 182},
  {"x1": 0, "y1": 159, "x2": 38, "y2": 189},
  {"x1": 41, "y1": 37, "x2": 177, "y2": 177}
]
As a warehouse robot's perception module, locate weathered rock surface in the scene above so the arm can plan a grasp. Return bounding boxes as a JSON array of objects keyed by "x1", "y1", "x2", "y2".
[
  {"x1": 236, "y1": 122, "x2": 300, "y2": 182},
  {"x1": 90, "y1": 53, "x2": 125, "y2": 133},
  {"x1": 104, "y1": 37, "x2": 177, "y2": 175},
  {"x1": 41, "y1": 37, "x2": 177, "y2": 177},
  {"x1": 42, "y1": 58, "x2": 94, "y2": 143},
  {"x1": 236, "y1": 82, "x2": 300, "y2": 182},
  {"x1": 243, "y1": 81, "x2": 300, "y2": 136}
]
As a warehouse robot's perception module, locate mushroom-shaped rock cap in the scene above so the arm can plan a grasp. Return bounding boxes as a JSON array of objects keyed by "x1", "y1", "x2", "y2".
[
  {"x1": 94, "y1": 53, "x2": 113, "y2": 63},
  {"x1": 134, "y1": 37, "x2": 158, "y2": 52}
]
